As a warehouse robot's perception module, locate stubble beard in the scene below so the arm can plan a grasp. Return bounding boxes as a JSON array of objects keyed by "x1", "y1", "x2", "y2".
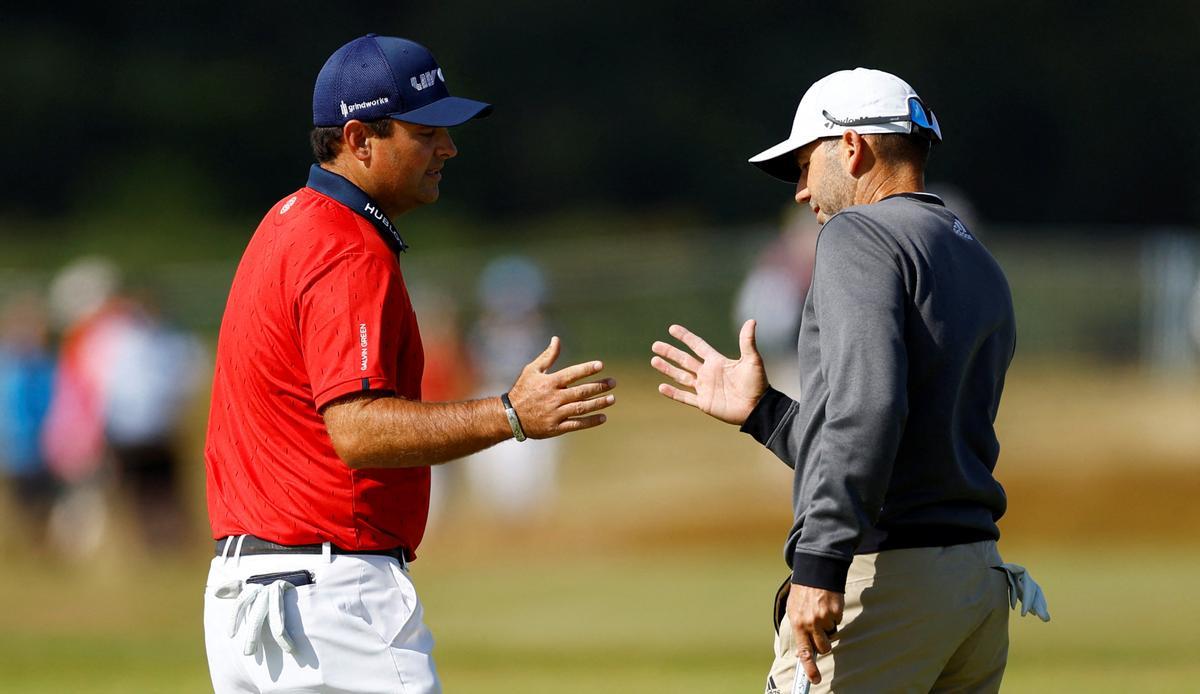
[{"x1": 815, "y1": 146, "x2": 856, "y2": 221}]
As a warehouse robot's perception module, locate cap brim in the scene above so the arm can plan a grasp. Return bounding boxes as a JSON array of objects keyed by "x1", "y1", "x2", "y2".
[
  {"x1": 747, "y1": 135, "x2": 817, "y2": 183},
  {"x1": 390, "y1": 96, "x2": 493, "y2": 127}
]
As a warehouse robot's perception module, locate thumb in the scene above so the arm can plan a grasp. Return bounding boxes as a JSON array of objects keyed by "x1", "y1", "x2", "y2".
[
  {"x1": 532, "y1": 336, "x2": 561, "y2": 372},
  {"x1": 738, "y1": 319, "x2": 759, "y2": 359}
]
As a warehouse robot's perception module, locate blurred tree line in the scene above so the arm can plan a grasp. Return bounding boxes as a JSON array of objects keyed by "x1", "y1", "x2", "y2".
[{"x1": 2, "y1": 1, "x2": 1198, "y2": 237}]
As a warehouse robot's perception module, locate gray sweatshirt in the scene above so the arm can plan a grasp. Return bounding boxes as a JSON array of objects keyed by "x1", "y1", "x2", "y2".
[{"x1": 740, "y1": 193, "x2": 1015, "y2": 592}]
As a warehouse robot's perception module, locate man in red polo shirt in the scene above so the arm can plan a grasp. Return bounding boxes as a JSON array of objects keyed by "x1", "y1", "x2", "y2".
[{"x1": 202, "y1": 35, "x2": 616, "y2": 693}]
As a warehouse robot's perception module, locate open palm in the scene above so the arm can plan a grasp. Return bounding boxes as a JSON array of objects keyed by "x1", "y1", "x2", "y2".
[{"x1": 650, "y1": 320, "x2": 768, "y2": 426}]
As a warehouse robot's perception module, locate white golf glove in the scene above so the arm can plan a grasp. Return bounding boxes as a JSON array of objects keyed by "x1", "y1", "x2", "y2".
[
  {"x1": 215, "y1": 579, "x2": 297, "y2": 656},
  {"x1": 999, "y1": 563, "x2": 1050, "y2": 622}
]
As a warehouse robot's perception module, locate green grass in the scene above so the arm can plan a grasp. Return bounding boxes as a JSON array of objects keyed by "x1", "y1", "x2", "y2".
[
  {"x1": 2, "y1": 367, "x2": 1196, "y2": 692},
  {"x1": 1000, "y1": 545, "x2": 1200, "y2": 692},
  {"x1": 0, "y1": 543, "x2": 1197, "y2": 693}
]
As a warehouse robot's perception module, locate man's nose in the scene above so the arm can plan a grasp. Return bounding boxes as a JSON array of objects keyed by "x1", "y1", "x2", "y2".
[
  {"x1": 794, "y1": 183, "x2": 810, "y2": 205},
  {"x1": 438, "y1": 129, "x2": 458, "y2": 159}
]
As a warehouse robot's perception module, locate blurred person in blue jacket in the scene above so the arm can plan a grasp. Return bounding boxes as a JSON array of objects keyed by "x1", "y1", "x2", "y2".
[{"x1": 0, "y1": 291, "x2": 59, "y2": 544}]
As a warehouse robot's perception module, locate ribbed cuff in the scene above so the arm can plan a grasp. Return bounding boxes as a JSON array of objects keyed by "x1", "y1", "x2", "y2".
[
  {"x1": 791, "y1": 552, "x2": 852, "y2": 593},
  {"x1": 739, "y1": 387, "x2": 791, "y2": 444}
]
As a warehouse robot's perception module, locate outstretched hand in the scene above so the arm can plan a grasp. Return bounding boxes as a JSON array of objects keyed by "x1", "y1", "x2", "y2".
[
  {"x1": 650, "y1": 320, "x2": 767, "y2": 426},
  {"x1": 507, "y1": 336, "x2": 616, "y2": 438}
]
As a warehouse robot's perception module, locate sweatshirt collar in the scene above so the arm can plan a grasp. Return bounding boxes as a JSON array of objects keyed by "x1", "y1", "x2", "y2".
[{"x1": 881, "y1": 191, "x2": 945, "y2": 207}]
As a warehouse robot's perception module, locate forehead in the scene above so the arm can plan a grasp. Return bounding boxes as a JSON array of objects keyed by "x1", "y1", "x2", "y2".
[
  {"x1": 794, "y1": 140, "x2": 823, "y2": 165},
  {"x1": 388, "y1": 119, "x2": 437, "y2": 149},
  {"x1": 392, "y1": 120, "x2": 431, "y2": 139},
  {"x1": 395, "y1": 119, "x2": 431, "y2": 132}
]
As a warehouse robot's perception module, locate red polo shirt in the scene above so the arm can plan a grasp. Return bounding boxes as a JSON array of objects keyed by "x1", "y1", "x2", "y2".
[{"x1": 205, "y1": 166, "x2": 427, "y2": 553}]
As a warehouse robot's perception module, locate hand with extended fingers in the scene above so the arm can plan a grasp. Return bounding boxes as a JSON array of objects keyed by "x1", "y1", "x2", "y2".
[
  {"x1": 506, "y1": 336, "x2": 617, "y2": 438},
  {"x1": 650, "y1": 320, "x2": 768, "y2": 426}
]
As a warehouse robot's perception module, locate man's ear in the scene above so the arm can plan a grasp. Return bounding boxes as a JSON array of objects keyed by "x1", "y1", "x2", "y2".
[
  {"x1": 842, "y1": 130, "x2": 872, "y2": 178},
  {"x1": 342, "y1": 121, "x2": 372, "y2": 162}
]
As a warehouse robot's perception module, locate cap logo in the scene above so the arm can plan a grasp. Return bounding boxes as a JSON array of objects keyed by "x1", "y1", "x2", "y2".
[
  {"x1": 340, "y1": 96, "x2": 391, "y2": 119},
  {"x1": 410, "y1": 68, "x2": 445, "y2": 92}
]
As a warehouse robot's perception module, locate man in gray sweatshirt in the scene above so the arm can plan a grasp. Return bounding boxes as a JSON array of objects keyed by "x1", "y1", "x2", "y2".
[{"x1": 651, "y1": 69, "x2": 1047, "y2": 693}]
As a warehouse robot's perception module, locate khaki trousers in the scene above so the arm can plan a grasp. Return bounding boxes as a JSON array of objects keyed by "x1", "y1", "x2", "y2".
[{"x1": 765, "y1": 541, "x2": 1009, "y2": 694}]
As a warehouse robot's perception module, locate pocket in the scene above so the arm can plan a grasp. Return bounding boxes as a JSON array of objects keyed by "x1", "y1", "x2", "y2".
[
  {"x1": 352, "y1": 558, "x2": 420, "y2": 647},
  {"x1": 386, "y1": 561, "x2": 421, "y2": 634},
  {"x1": 773, "y1": 575, "x2": 791, "y2": 632}
]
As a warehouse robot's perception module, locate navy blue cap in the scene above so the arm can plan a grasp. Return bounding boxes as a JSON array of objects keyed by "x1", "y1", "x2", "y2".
[{"x1": 313, "y1": 34, "x2": 492, "y2": 128}]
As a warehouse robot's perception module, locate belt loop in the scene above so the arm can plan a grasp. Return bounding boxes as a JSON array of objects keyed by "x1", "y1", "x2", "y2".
[
  {"x1": 232, "y1": 534, "x2": 247, "y2": 567},
  {"x1": 322, "y1": 541, "x2": 332, "y2": 563},
  {"x1": 219, "y1": 537, "x2": 233, "y2": 565},
  {"x1": 399, "y1": 553, "x2": 409, "y2": 572}
]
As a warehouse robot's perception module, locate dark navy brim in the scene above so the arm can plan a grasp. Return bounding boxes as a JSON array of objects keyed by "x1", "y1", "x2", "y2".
[{"x1": 389, "y1": 96, "x2": 493, "y2": 127}]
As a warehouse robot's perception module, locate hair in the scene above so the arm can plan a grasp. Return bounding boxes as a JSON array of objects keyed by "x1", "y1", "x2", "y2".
[
  {"x1": 309, "y1": 118, "x2": 396, "y2": 163},
  {"x1": 863, "y1": 132, "x2": 932, "y2": 169}
]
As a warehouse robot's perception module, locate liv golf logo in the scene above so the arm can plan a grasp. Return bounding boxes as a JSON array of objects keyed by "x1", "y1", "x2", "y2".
[{"x1": 410, "y1": 68, "x2": 445, "y2": 91}]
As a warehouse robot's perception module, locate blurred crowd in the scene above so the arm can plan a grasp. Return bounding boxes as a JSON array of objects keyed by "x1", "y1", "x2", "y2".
[
  {"x1": 422, "y1": 255, "x2": 564, "y2": 527},
  {"x1": 0, "y1": 257, "x2": 206, "y2": 558},
  {"x1": 0, "y1": 254, "x2": 575, "y2": 556},
  {"x1": 6, "y1": 235, "x2": 1199, "y2": 559}
]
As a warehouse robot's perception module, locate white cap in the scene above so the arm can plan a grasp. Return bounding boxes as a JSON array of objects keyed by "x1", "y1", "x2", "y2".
[{"x1": 748, "y1": 68, "x2": 941, "y2": 182}]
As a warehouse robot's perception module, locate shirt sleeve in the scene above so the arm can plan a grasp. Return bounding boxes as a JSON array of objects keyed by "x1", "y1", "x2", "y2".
[
  {"x1": 740, "y1": 386, "x2": 800, "y2": 469},
  {"x1": 792, "y1": 212, "x2": 910, "y2": 592},
  {"x1": 297, "y1": 252, "x2": 409, "y2": 409}
]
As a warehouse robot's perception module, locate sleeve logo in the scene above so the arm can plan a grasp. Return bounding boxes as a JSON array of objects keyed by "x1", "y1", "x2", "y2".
[{"x1": 359, "y1": 323, "x2": 369, "y2": 371}]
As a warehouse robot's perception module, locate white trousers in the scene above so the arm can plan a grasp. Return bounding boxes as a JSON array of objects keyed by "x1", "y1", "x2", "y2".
[{"x1": 204, "y1": 542, "x2": 440, "y2": 693}]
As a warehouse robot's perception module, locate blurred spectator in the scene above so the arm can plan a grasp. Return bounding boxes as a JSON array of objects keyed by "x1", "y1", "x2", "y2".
[
  {"x1": 0, "y1": 292, "x2": 58, "y2": 545},
  {"x1": 413, "y1": 287, "x2": 477, "y2": 526},
  {"x1": 1191, "y1": 273, "x2": 1200, "y2": 354},
  {"x1": 42, "y1": 257, "x2": 124, "y2": 556},
  {"x1": 103, "y1": 293, "x2": 205, "y2": 550},
  {"x1": 417, "y1": 288, "x2": 477, "y2": 408},
  {"x1": 734, "y1": 206, "x2": 818, "y2": 385},
  {"x1": 465, "y1": 256, "x2": 561, "y2": 519},
  {"x1": 41, "y1": 258, "x2": 204, "y2": 555}
]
